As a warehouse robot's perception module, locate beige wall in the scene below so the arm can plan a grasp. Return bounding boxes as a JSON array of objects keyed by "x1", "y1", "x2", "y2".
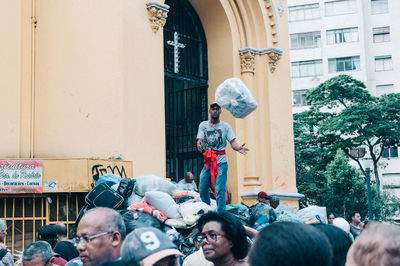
[
  {"x1": 0, "y1": 0, "x2": 297, "y2": 202},
  {"x1": 2, "y1": 0, "x2": 166, "y2": 177},
  {"x1": 0, "y1": 0, "x2": 21, "y2": 157}
]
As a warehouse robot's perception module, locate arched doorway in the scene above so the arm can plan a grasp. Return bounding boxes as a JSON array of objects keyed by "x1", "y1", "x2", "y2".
[{"x1": 164, "y1": 0, "x2": 208, "y2": 183}]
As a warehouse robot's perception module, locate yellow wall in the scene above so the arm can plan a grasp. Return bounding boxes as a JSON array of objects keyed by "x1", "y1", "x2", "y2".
[
  {"x1": 42, "y1": 159, "x2": 133, "y2": 192},
  {"x1": 0, "y1": 0, "x2": 21, "y2": 157},
  {"x1": 0, "y1": 0, "x2": 298, "y2": 202},
  {"x1": 2, "y1": 0, "x2": 166, "y2": 177}
]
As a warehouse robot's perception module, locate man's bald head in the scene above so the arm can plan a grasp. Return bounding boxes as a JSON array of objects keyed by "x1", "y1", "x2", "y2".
[
  {"x1": 82, "y1": 208, "x2": 126, "y2": 240},
  {"x1": 76, "y1": 208, "x2": 126, "y2": 266},
  {"x1": 184, "y1": 172, "x2": 194, "y2": 183}
]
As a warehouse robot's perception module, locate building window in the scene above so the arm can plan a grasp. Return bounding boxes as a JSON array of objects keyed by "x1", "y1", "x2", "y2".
[
  {"x1": 325, "y1": 0, "x2": 357, "y2": 16},
  {"x1": 293, "y1": 90, "x2": 308, "y2": 106},
  {"x1": 0, "y1": 193, "x2": 86, "y2": 255},
  {"x1": 328, "y1": 56, "x2": 360, "y2": 73},
  {"x1": 383, "y1": 147, "x2": 398, "y2": 158},
  {"x1": 291, "y1": 60, "x2": 323, "y2": 78},
  {"x1": 376, "y1": 84, "x2": 394, "y2": 96},
  {"x1": 375, "y1": 56, "x2": 393, "y2": 71},
  {"x1": 290, "y1": 31, "x2": 321, "y2": 49},
  {"x1": 326, "y1": 27, "x2": 359, "y2": 44},
  {"x1": 371, "y1": 0, "x2": 388, "y2": 14},
  {"x1": 289, "y1": 3, "x2": 320, "y2": 22},
  {"x1": 373, "y1": 27, "x2": 390, "y2": 43}
]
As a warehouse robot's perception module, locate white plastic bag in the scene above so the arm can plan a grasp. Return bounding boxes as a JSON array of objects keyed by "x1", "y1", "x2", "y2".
[
  {"x1": 215, "y1": 78, "x2": 258, "y2": 118},
  {"x1": 165, "y1": 218, "x2": 197, "y2": 229},
  {"x1": 126, "y1": 193, "x2": 144, "y2": 206},
  {"x1": 134, "y1": 174, "x2": 177, "y2": 196},
  {"x1": 178, "y1": 201, "x2": 213, "y2": 219},
  {"x1": 296, "y1": 206, "x2": 327, "y2": 224},
  {"x1": 145, "y1": 191, "x2": 181, "y2": 219}
]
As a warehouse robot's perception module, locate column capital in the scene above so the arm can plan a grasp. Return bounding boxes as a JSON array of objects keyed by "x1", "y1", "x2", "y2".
[
  {"x1": 146, "y1": 1, "x2": 170, "y2": 33},
  {"x1": 239, "y1": 47, "x2": 283, "y2": 74},
  {"x1": 239, "y1": 51, "x2": 256, "y2": 74}
]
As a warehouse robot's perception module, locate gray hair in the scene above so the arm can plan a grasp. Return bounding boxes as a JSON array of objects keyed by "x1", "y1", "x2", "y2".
[
  {"x1": 22, "y1": 241, "x2": 53, "y2": 262},
  {"x1": 0, "y1": 219, "x2": 6, "y2": 231},
  {"x1": 347, "y1": 222, "x2": 400, "y2": 265},
  {"x1": 86, "y1": 207, "x2": 126, "y2": 240}
]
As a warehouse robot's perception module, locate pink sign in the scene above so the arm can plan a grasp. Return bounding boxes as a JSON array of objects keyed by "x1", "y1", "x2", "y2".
[{"x1": 0, "y1": 160, "x2": 43, "y2": 194}]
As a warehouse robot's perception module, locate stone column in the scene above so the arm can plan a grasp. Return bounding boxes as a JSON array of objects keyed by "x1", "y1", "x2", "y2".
[{"x1": 239, "y1": 49, "x2": 261, "y2": 190}]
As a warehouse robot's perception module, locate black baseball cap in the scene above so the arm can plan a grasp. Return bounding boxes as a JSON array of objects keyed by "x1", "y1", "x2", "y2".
[
  {"x1": 121, "y1": 227, "x2": 182, "y2": 266},
  {"x1": 38, "y1": 225, "x2": 57, "y2": 241}
]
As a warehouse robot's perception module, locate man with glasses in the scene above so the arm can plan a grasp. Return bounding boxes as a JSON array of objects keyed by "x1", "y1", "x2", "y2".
[
  {"x1": 0, "y1": 218, "x2": 13, "y2": 266},
  {"x1": 22, "y1": 241, "x2": 55, "y2": 266},
  {"x1": 73, "y1": 208, "x2": 126, "y2": 266}
]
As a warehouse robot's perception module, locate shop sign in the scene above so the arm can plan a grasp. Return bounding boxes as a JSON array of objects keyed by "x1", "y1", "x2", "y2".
[{"x1": 0, "y1": 160, "x2": 43, "y2": 193}]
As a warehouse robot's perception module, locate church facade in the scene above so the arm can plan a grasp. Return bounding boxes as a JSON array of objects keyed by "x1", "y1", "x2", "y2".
[{"x1": 1, "y1": 0, "x2": 300, "y2": 253}]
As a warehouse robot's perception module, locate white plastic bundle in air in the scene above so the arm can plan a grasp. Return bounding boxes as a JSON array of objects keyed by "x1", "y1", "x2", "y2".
[{"x1": 215, "y1": 78, "x2": 258, "y2": 118}]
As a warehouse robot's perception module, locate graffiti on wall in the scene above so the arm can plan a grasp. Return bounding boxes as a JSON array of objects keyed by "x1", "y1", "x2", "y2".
[{"x1": 91, "y1": 164, "x2": 127, "y2": 180}]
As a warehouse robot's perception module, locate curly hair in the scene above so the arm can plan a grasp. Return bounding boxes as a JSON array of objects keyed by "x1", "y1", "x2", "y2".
[{"x1": 197, "y1": 211, "x2": 249, "y2": 260}]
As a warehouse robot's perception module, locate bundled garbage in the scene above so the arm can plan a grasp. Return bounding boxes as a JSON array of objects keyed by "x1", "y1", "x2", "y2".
[
  {"x1": 76, "y1": 173, "x2": 329, "y2": 258},
  {"x1": 77, "y1": 174, "x2": 217, "y2": 258},
  {"x1": 215, "y1": 78, "x2": 258, "y2": 118}
]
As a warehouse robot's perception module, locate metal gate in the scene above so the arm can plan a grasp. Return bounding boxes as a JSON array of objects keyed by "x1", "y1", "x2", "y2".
[{"x1": 164, "y1": 0, "x2": 208, "y2": 183}]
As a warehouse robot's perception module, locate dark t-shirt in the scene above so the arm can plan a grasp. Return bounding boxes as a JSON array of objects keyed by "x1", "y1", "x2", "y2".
[
  {"x1": 349, "y1": 224, "x2": 361, "y2": 239},
  {"x1": 54, "y1": 241, "x2": 79, "y2": 262}
]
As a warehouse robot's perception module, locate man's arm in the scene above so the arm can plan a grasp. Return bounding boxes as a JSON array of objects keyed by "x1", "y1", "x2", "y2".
[
  {"x1": 196, "y1": 138, "x2": 203, "y2": 153},
  {"x1": 230, "y1": 139, "x2": 249, "y2": 154}
]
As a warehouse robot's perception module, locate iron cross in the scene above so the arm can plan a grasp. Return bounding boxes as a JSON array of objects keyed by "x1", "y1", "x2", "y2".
[{"x1": 167, "y1": 32, "x2": 186, "y2": 73}]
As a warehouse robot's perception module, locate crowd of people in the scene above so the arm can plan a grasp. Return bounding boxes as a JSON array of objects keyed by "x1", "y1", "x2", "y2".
[
  {"x1": 1, "y1": 104, "x2": 400, "y2": 265},
  {"x1": 1, "y1": 200, "x2": 400, "y2": 266}
]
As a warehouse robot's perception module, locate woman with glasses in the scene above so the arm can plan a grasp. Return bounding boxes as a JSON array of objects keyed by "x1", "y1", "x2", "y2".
[{"x1": 196, "y1": 211, "x2": 249, "y2": 266}]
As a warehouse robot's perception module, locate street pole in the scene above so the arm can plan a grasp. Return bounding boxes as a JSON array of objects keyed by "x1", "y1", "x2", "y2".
[{"x1": 365, "y1": 167, "x2": 374, "y2": 220}]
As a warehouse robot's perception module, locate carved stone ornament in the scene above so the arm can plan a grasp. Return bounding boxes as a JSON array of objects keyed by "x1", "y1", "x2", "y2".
[
  {"x1": 267, "y1": 51, "x2": 281, "y2": 73},
  {"x1": 240, "y1": 51, "x2": 256, "y2": 74},
  {"x1": 278, "y1": 0, "x2": 285, "y2": 17},
  {"x1": 239, "y1": 47, "x2": 282, "y2": 74},
  {"x1": 264, "y1": 0, "x2": 279, "y2": 46},
  {"x1": 146, "y1": 1, "x2": 170, "y2": 33}
]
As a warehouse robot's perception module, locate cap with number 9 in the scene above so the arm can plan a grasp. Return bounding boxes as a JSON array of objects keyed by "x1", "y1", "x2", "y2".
[{"x1": 121, "y1": 227, "x2": 183, "y2": 265}]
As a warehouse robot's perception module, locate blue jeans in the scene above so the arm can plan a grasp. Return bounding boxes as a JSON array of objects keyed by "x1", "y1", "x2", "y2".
[{"x1": 199, "y1": 162, "x2": 228, "y2": 212}]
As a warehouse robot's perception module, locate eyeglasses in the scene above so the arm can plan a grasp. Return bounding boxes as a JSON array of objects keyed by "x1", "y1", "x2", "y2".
[
  {"x1": 73, "y1": 231, "x2": 112, "y2": 247},
  {"x1": 196, "y1": 232, "x2": 225, "y2": 244}
]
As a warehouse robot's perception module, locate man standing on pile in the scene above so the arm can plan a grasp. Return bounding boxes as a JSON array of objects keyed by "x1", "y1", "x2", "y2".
[{"x1": 197, "y1": 102, "x2": 248, "y2": 212}]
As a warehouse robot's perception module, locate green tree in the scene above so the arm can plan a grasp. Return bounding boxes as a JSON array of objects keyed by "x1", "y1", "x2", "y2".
[
  {"x1": 325, "y1": 149, "x2": 367, "y2": 218},
  {"x1": 305, "y1": 74, "x2": 400, "y2": 188}
]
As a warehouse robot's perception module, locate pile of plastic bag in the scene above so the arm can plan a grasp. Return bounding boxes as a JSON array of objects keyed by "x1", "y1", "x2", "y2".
[
  {"x1": 76, "y1": 174, "x2": 217, "y2": 258},
  {"x1": 77, "y1": 173, "x2": 330, "y2": 258}
]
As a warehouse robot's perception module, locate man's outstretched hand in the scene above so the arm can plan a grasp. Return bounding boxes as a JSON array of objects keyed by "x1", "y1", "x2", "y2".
[
  {"x1": 238, "y1": 143, "x2": 249, "y2": 155},
  {"x1": 231, "y1": 139, "x2": 249, "y2": 155}
]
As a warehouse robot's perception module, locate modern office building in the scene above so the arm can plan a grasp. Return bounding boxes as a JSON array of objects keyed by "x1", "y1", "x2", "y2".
[{"x1": 288, "y1": 0, "x2": 400, "y2": 196}]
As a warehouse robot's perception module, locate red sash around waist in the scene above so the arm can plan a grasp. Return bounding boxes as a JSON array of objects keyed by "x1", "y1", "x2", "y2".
[{"x1": 203, "y1": 149, "x2": 227, "y2": 200}]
